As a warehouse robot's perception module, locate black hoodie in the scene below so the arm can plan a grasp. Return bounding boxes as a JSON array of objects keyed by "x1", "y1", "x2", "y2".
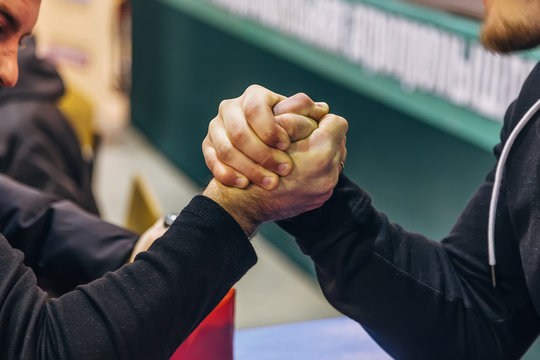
[
  {"x1": 0, "y1": 37, "x2": 98, "y2": 214},
  {"x1": 278, "y1": 62, "x2": 540, "y2": 359}
]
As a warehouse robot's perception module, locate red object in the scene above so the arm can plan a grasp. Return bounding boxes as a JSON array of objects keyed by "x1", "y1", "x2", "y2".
[{"x1": 171, "y1": 288, "x2": 235, "y2": 360}]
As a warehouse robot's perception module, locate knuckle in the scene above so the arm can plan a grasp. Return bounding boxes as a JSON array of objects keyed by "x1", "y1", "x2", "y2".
[
  {"x1": 301, "y1": 118, "x2": 317, "y2": 136},
  {"x1": 203, "y1": 150, "x2": 215, "y2": 169},
  {"x1": 331, "y1": 114, "x2": 349, "y2": 131},
  {"x1": 258, "y1": 128, "x2": 278, "y2": 144},
  {"x1": 276, "y1": 115, "x2": 291, "y2": 132},
  {"x1": 245, "y1": 84, "x2": 262, "y2": 94},
  {"x1": 202, "y1": 146, "x2": 212, "y2": 163},
  {"x1": 257, "y1": 152, "x2": 277, "y2": 169},
  {"x1": 338, "y1": 116, "x2": 349, "y2": 131},
  {"x1": 324, "y1": 113, "x2": 338, "y2": 121},
  {"x1": 242, "y1": 100, "x2": 260, "y2": 120},
  {"x1": 280, "y1": 118, "x2": 296, "y2": 138},
  {"x1": 317, "y1": 127, "x2": 331, "y2": 140},
  {"x1": 228, "y1": 123, "x2": 248, "y2": 145},
  {"x1": 207, "y1": 117, "x2": 218, "y2": 133},
  {"x1": 218, "y1": 99, "x2": 232, "y2": 115},
  {"x1": 202, "y1": 134, "x2": 210, "y2": 148},
  {"x1": 246, "y1": 164, "x2": 265, "y2": 182},
  {"x1": 215, "y1": 142, "x2": 234, "y2": 162},
  {"x1": 293, "y1": 92, "x2": 313, "y2": 106}
]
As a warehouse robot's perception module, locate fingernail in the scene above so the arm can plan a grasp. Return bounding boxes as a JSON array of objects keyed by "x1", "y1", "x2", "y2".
[
  {"x1": 235, "y1": 177, "x2": 248, "y2": 188},
  {"x1": 277, "y1": 142, "x2": 288, "y2": 151},
  {"x1": 278, "y1": 163, "x2": 289, "y2": 175},
  {"x1": 262, "y1": 176, "x2": 274, "y2": 189}
]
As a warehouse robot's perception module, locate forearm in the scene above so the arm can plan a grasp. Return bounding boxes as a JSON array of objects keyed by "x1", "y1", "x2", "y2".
[
  {"x1": 202, "y1": 179, "x2": 261, "y2": 237},
  {"x1": 0, "y1": 195, "x2": 256, "y2": 360},
  {"x1": 278, "y1": 175, "x2": 539, "y2": 359}
]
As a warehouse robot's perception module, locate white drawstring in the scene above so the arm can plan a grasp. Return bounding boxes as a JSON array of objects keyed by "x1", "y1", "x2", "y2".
[{"x1": 488, "y1": 98, "x2": 540, "y2": 288}]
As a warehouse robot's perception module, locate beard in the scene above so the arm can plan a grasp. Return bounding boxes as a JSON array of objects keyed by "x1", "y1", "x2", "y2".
[{"x1": 480, "y1": 2, "x2": 540, "y2": 53}]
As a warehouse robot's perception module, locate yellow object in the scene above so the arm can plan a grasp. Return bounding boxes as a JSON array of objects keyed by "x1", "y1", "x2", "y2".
[
  {"x1": 58, "y1": 85, "x2": 95, "y2": 161},
  {"x1": 125, "y1": 174, "x2": 163, "y2": 235},
  {"x1": 34, "y1": 0, "x2": 129, "y2": 138}
]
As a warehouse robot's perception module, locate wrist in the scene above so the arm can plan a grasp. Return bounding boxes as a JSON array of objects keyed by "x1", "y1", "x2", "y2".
[{"x1": 203, "y1": 179, "x2": 261, "y2": 237}]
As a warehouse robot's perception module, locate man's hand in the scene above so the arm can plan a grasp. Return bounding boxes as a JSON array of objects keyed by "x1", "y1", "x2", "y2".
[
  {"x1": 203, "y1": 113, "x2": 347, "y2": 236},
  {"x1": 203, "y1": 85, "x2": 329, "y2": 190},
  {"x1": 128, "y1": 218, "x2": 168, "y2": 262}
]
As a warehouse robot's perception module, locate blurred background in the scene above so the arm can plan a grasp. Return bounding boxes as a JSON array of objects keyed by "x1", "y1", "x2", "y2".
[{"x1": 29, "y1": 0, "x2": 540, "y2": 357}]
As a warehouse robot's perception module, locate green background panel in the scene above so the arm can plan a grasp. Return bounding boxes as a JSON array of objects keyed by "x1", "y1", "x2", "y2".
[
  {"x1": 131, "y1": 0, "x2": 494, "y2": 265},
  {"x1": 155, "y1": 0, "x2": 503, "y2": 151}
]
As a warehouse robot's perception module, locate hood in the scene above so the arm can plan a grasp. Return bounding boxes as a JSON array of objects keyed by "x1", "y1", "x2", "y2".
[{"x1": 0, "y1": 36, "x2": 65, "y2": 105}]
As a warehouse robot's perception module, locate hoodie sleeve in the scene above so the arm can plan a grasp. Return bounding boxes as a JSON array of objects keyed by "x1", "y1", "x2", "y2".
[
  {"x1": 0, "y1": 175, "x2": 137, "y2": 295},
  {"x1": 278, "y1": 172, "x2": 539, "y2": 359},
  {"x1": 0, "y1": 195, "x2": 257, "y2": 360},
  {"x1": 276, "y1": 63, "x2": 540, "y2": 360}
]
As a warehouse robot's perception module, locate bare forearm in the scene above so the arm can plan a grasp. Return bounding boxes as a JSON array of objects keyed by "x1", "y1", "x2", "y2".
[{"x1": 203, "y1": 179, "x2": 261, "y2": 237}]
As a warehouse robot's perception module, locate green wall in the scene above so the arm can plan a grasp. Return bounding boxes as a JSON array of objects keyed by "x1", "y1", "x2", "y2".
[{"x1": 132, "y1": 0, "x2": 493, "y2": 270}]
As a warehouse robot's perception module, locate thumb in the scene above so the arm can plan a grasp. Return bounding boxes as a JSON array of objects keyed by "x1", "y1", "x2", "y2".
[{"x1": 275, "y1": 113, "x2": 318, "y2": 142}]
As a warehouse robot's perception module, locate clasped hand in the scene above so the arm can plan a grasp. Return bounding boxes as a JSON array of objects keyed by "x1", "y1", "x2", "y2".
[{"x1": 202, "y1": 85, "x2": 348, "y2": 235}]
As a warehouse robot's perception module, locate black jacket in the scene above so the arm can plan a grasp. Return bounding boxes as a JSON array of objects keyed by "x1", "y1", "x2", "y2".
[
  {"x1": 0, "y1": 175, "x2": 137, "y2": 296},
  {"x1": 0, "y1": 38, "x2": 98, "y2": 214},
  {"x1": 0, "y1": 39, "x2": 258, "y2": 358},
  {"x1": 0, "y1": 188, "x2": 256, "y2": 359},
  {"x1": 279, "y1": 63, "x2": 540, "y2": 359}
]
